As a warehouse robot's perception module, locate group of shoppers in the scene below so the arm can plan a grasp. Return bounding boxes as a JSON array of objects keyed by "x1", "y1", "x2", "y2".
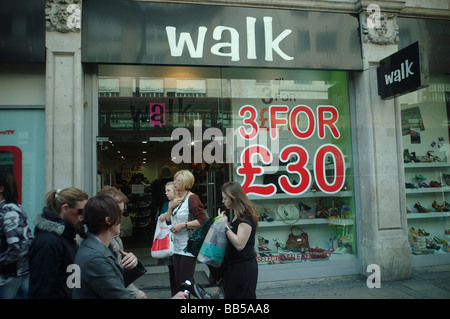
[
  {"x1": 0, "y1": 168, "x2": 259, "y2": 299},
  {"x1": 160, "y1": 169, "x2": 258, "y2": 299}
]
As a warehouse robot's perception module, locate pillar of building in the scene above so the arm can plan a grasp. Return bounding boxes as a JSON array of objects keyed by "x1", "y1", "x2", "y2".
[
  {"x1": 45, "y1": 0, "x2": 84, "y2": 191},
  {"x1": 353, "y1": 0, "x2": 412, "y2": 281}
]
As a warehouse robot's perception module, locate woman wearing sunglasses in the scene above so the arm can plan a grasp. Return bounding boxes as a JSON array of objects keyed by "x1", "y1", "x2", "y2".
[{"x1": 28, "y1": 187, "x2": 88, "y2": 299}]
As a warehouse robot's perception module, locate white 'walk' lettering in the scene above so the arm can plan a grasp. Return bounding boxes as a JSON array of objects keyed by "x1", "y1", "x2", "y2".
[{"x1": 165, "y1": 16, "x2": 293, "y2": 62}]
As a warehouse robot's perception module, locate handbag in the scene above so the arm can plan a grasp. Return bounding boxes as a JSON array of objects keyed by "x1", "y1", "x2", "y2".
[
  {"x1": 151, "y1": 218, "x2": 173, "y2": 258},
  {"x1": 315, "y1": 198, "x2": 340, "y2": 218},
  {"x1": 123, "y1": 260, "x2": 147, "y2": 287},
  {"x1": 184, "y1": 218, "x2": 213, "y2": 256},
  {"x1": 276, "y1": 204, "x2": 300, "y2": 222},
  {"x1": 285, "y1": 226, "x2": 309, "y2": 251}
]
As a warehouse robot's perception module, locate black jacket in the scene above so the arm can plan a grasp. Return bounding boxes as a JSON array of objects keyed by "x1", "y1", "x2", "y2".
[{"x1": 28, "y1": 208, "x2": 78, "y2": 299}]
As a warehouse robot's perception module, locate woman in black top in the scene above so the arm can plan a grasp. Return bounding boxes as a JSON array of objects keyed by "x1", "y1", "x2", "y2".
[{"x1": 221, "y1": 182, "x2": 258, "y2": 299}]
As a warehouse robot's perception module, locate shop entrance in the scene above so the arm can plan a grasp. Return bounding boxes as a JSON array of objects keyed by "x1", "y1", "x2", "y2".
[
  {"x1": 96, "y1": 65, "x2": 231, "y2": 256},
  {"x1": 97, "y1": 135, "x2": 229, "y2": 248}
]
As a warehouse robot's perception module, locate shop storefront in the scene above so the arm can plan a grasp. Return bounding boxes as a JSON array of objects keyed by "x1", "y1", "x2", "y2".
[
  {"x1": 2, "y1": 0, "x2": 449, "y2": 283},
  {"x1": 396, "y1": 18, "x2": 450, "y2": 267},
  {"x1": 0, "y1": 0, "x2": 46, "y2": 228},
  {"x1": 81, "y1": 0, "x2": 364, "y2": 280}
]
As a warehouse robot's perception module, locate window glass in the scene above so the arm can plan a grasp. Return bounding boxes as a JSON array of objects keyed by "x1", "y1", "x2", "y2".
[
  {"x1": 400, "y1": 74, "x2": 450, "y2": 257},
  {"x1": 223, "y1": 68, "x2": 355, "y2": 264},
  {"x1": 98, "y1": 65, "x2": 356, "y2": 264},
  {"x1": 0, "y1": 109, "x2": 45, "y2": 229}
]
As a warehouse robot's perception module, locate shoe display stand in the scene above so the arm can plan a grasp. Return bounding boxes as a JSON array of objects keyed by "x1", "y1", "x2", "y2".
[
  {"x1": 404, "y1": 162, "x2": 450, "y2": 256},
  {"x1": 238, "y1": 162, "x2": 357, "y2": 265},
  {"x1": 126, "y1": 187, "x2": 153, "y2": 241}
]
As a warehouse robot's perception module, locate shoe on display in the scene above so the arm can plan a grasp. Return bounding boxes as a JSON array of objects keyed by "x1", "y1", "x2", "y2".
[
  {"x1": 405, "y1": 183, "x2": 418, "y2": 189},
  {"x1": 404, "y1": 149, "x2": 412, "y2": 163},
  {"x1": 410, "y1": 152, "x2": 421, "y2": 163},
  {"x1": 418, "y1": 182, "x2": 430, "y2": 188},
  {"x1": 415, "y1": 174, "x2": 427, "y2": 180},
  {"x1": 432, "y1": 201, "x2": 445, "y2": 212},
  {"x1": 414, "y1": 202, "x2": 431, "y2": 213},
  {"x1": 430, "y1": 181, "x2": 441, "y2": 187},
  {"x1": 425, "y1": 238, "x2": 440, "y2": 251},
  {"x1": 433, "y1": 236, "x2": 446, "y2": 244},
  {"x1": 410, "y1": 227, "x2": 420, "y2": 237},
  {"x1": 418, "y1": 228, "x2": 430, "y2": 236}
]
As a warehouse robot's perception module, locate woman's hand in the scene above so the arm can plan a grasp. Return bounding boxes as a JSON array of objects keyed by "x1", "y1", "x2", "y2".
[
  {"x1": 169, "y1": 197, "x2": 183, "y2": 211},
  {"x1": 135, "y1": 290, "x2": 147, "y2": 299},
  {"x1": 119, "y1": 249, "x2": 139, "y2": 270},
  {"x1": 172, "y1": 291, "x2": 189, "y2": 299},
  {"x1": 218, "y1": 208, "x2": 228, "y2": 228},
  {"x1": 170, "y1": 223, "x2": 185, "y2": 234}
]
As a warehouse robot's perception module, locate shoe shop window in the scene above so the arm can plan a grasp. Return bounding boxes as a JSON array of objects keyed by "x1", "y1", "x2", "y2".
[
  {"x1": 223, "y1": 68, "x2": 357, "y2": 265},
  {"x1": 400, "y1": 74, "x2": 450, "y2": 259},
  {"x1": 97, "y1": 65, "x2": 357, "y2": 265}
]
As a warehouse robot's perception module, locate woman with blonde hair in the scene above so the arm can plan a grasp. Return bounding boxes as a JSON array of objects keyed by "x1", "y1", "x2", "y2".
[
  {"x1": 163, "y1": 169, "x2": 207, "y2": 292},
  {"x1": 28, "y1": 187, "x2": 88, "y2": 299},
  {"x1": 220, "y1": 181, "x2": 258, "y2": 299}
]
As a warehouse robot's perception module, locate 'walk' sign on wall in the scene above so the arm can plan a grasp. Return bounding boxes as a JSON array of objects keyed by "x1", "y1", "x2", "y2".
[{"x1": 377, "y1": 41, "x2": 429, "y2": 100}]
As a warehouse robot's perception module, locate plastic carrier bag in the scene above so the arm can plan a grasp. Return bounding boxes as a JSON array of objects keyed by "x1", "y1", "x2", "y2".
[
  {"x1": 151, "y1": 219, "x2": 173, "y2": 258},
  {"x1": 197, "y1": 214, "x2": 228, "y2": 268}
]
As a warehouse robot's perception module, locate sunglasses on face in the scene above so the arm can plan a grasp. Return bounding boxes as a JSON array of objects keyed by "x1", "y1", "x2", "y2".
[{"x1": 70, "y1": 207, "x2": 83, "y2": 215}]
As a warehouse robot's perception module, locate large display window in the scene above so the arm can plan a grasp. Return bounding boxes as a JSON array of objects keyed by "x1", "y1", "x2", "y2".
[
  {"x1": 400, "y1": 74, "x2": 450, "y2": 260},
  {"x1": 97, "y1": 65, "x2": 356, "y2": 265}
]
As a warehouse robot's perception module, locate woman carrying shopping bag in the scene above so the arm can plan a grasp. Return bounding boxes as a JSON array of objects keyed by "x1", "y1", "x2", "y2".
[
  {"x1": 163, "y1": 170, "x2": 207, "y2": 291},
  {"x1": 220, "y1": 182, "x2": 258, "y2": 299}
]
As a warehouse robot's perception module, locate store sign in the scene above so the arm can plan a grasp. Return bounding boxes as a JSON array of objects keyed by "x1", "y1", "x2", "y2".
[
  {"x1": 235, "y1": 105, "x2": 345, "y2": 197},
  {"x1": 171, "y1": 103, "x2": 346, "y2": 197},
  {"x1": 82, "y1": 0, "x2": 362, "y2": 70},
  {"x1": 377, "y1": 41, "x2": 429, "y2": 99}
]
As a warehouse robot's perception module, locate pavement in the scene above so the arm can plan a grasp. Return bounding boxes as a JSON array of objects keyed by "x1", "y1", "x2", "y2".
[{"x1": 134, "y1": 263, "x2": 450, "y2": 299}]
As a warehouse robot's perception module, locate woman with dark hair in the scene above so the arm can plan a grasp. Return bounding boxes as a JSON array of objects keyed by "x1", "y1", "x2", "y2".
[
  {"x1": 0, "y1": 171, "x2": 33, "y2": 299},
  {"x1": 97, "y1": 186, "x2": 147, "y2": 298},
  {"x1": 73, "y1": 195, "x2": 188, "y2": 299},
  {"x1": 220, "y1": 181, "x2": 258, "y2": 299},
  {"x1": 73, "y1": 194, "x2": 130, "y2": 299},
  {"x1": 28, "y1": 187, "x2": 88, "y2": 298}
]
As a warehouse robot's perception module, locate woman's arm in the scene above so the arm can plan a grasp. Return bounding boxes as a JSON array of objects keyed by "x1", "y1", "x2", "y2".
[
  {"x1": 188, "y1": 194, "x2": 207, "y2": 226},
  {"x1": 225, "y1": 222, "x2": 252, "y2": 252},
  {"x1": 170, "y1": 194, "x2": 206, "y2": 233}
]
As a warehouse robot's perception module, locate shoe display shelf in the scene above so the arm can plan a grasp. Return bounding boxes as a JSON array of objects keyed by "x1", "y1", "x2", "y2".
[
  {"x1": 404, "y1": 162, "x2": 450, "y2": 258},
  {"x1": 243, "y1": 162, "x2": 356, "y2": 265}
]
